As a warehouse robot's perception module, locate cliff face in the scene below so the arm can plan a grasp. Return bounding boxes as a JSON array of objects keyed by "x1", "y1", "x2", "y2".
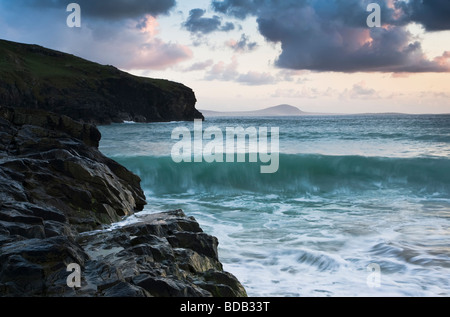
[
  {"x1": 0, "y1": 39, "x2": 204, "y2": 125},
  {"x1": 0, "y1": 107, "x2": 246, "y2": 297}
]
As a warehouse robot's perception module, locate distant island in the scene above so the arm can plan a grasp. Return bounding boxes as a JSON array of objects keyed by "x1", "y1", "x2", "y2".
[
  {"x1": 200, "y1": 105, "x2": 308, "y2": 117},
  {"x1": 199, "y1": 105, "x2": 444, "y2": 117},
  {"x1": 200, "y1": 104, "x2": 340, "y2": 117}
]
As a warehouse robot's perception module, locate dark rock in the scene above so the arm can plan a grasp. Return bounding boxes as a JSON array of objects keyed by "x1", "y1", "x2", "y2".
[
  {"x1": 0, "y1": 107, "x2": 246, "y2": 297},
  {"x1": 0, "y1": 106, "x2": 146, "y2": 232},
  {"x1": 199, "y1": 270, "x2": 248, "y2": 297},
  {"x1": 174, "y1": 248, "x2": 222, "y2": 273},
  {"x1": 133, "y1": 274, "x2": 210, "y2": 297},
  {"x1": 100, "y1": 281, "x2": 149, "y2": 297},
  {"x1": 168, "y1": 232, "x2": 219, "y2": 260},
  {"x1": 0, "y1": 236, "x2": 88, "y2": 296},
  {"x1": 0, "y1": 254, "x2": 45, "y2": 295},
  {"x1": 74, "y1": 211, "x2": 247, "y2": 297}
]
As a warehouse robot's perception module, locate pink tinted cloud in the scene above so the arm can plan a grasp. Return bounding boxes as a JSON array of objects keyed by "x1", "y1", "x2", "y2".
[
  {"x1": 110, "y1": 15, "x2": 193, "y2": 70},
  {"x1": 433, "y1": 51, "x2": 450, "y2": 69},
  {"x1": 123, "y1": 38, "x2": 193, "y2": 70},
  {"x1": 137, "y1": 15, "x2": 160, "y2": 38},
  {"x1": 54, "y1": 14, "x2": 193, "y2": 71}
]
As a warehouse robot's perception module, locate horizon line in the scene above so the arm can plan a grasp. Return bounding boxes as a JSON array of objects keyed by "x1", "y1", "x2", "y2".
[{"x1": 199, "y1": 107, "x2": 450, "y2": 116}]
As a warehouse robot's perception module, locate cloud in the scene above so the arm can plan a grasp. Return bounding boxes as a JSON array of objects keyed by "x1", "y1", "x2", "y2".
[
  {"x1": 184, "y1": 59, "x2": 215, "y2": 71},
  {"x1": 90, "y1": 19, "x2": 193, "y2": 70},
  {"x1": 418, "y1": 91, "x2": 450, "y2": 100},
  {"x1": 203, "y1": 56, "x2": 313, "y2": 85},
  {"x1": 433, "y1": 51, "x2": 450, "y2": 67},
  {"x1": 212, "y1": 0, "x2": 257, "y2": 20},
  {"x1": 136, "y1": 15, "x2": 159, "y2": 37},
  {"x1": 7, "y1": 0, "x2": 176, "y2": 20},
  {"x1": 344, "y1": 81, "x2": 380, "y2": 99},
  {"x1": 271, "y1": 87, "x2": 334, "y2": 99},
  {"x1": 123, "y1": 38, "x2": 193, "y2": 70},
  {"x1": 0, "y1": 2, "x2": 192, "y2": 71},
  {"x1": 395, "y1": 0, "x2": 450, "y2": 31},
  {"x1": 205, "y1": 56, "x2": 239, "y2": 81},
  {"x1": 236, "y1": 71, "x2": 275, "y2": 85},
  {"x1": 204, "y1": 57, "x2": 275, "y2": 85},
  {"x1": 211, "y1": 0, "x2": 450, "y2": 73},
  {"x1": 276, "y1": 69, "x2": 311, "y2": 82},
  {"x1": 183, "y1": 8, "x2": 235, "y2": 35},
  {"x1": 225, "y1": 34, "x2": 258, "y2": 52},
  {"x1": 59, "y1": 18, "x2": 193, "y2": 71}
]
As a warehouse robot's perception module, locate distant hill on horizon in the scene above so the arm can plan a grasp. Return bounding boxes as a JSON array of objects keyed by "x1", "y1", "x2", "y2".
[
  {"x1": 199, "y1": 105, "x2": 443, "y2": 117},
  {"x1": 200, "y1": 104, "x2": 307, "y2": 117}
]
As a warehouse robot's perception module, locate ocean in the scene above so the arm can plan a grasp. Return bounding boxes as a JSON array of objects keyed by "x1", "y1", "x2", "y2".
[{"x1": 98, "y1": 114, "x2": 450, "y2": 297}]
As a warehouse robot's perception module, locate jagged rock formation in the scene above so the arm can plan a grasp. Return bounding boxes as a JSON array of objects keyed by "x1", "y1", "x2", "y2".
[
  {"x1": 0, "y1": 39, "x2": 204, "y2": 125},
  {"x1": 0, "y1": 107, "x2": 246, "y2": 297},
  {"x1": 0, "y1": 106, "x2": 146, "y2": 233}
]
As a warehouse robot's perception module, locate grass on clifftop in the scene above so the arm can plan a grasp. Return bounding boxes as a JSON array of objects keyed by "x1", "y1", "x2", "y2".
[{"x1": 0, "y1": 39, "x2": 187, "y2": 94}]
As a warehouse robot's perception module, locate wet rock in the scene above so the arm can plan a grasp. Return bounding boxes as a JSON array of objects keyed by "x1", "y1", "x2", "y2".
[
  {"x1": 72, "y1": 210, "x2": 247, "y2": 297},
  {"x1": 0, "y1": 106, "x2": 146, "y2": 232},
  {"x1": 0, "y1": 107, "x2": 246, "y2": 297}
]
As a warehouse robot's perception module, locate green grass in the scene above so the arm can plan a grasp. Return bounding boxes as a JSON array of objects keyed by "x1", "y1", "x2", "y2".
[{"x1": 0, "y1": 39, "x2": 185, "y2": 93}]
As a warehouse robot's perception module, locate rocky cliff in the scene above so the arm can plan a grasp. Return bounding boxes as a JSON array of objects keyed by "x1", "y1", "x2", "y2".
[
  {"x1": 0, "y1": 107, "x2": 246, "y2": 297},
  {"x1": 0, "y1": 39, "x2": 204, "y2": 125}
]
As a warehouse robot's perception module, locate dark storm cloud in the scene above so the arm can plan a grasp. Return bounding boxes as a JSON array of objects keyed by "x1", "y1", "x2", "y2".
[
  {"x1": 11, "y1": 0, "x2": 176, "y2": 20},
  {"x1": 395, "y1": 0, "x2": 450, "y2": 31},
  {"x1": 212, "y1": 0, "x2": 258, "y2": 19},
  {"x1": 183, "y1": 8, "x2": 235, "y2": 34},
  {"x1": 211, "y1": 0, "x2": 450, "y2": 73},
  {"x1": 213, "y1": 0, "x2": 398, "y2": 26}
]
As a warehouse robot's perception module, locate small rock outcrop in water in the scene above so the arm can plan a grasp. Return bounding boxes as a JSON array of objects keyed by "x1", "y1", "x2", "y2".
[
  {"x1": 0, "y1": 39, "x2": 204, "y2": 125},
  {"x1": 0, "y1": 107, "x2": 246, "y2": 297}
]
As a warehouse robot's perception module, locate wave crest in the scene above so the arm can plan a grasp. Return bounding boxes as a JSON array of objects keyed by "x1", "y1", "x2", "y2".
[{"x1": 111, "y1": 154, "x2": 450, "y2": 197}]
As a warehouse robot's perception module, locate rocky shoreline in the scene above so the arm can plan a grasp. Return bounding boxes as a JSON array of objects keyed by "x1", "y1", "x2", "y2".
[{"x1": 0, "y1": 106, "x2": 246, "y2": 297}]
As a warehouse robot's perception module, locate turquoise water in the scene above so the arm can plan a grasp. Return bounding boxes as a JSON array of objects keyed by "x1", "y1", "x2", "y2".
[{"x1": 99, "y1": 115, "x2": 450, "y2": 297}]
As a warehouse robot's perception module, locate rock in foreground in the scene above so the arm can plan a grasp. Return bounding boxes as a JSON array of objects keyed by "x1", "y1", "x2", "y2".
[
  {"x1": 0, "y1": 107, "x2": 246, "y2": 297},
  {"x1": 77, "y1": 210, "x2": 247, "y2": 297}
]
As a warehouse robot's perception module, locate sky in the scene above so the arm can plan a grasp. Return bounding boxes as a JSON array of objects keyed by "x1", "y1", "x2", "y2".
[{"x1": 0, "y1": 0, "x2": 449, "y2": 114}]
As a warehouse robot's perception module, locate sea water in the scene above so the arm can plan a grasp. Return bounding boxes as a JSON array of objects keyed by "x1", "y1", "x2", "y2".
[{"x1": 98, "y1": 114, "x2": 450, "y2": 297}]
